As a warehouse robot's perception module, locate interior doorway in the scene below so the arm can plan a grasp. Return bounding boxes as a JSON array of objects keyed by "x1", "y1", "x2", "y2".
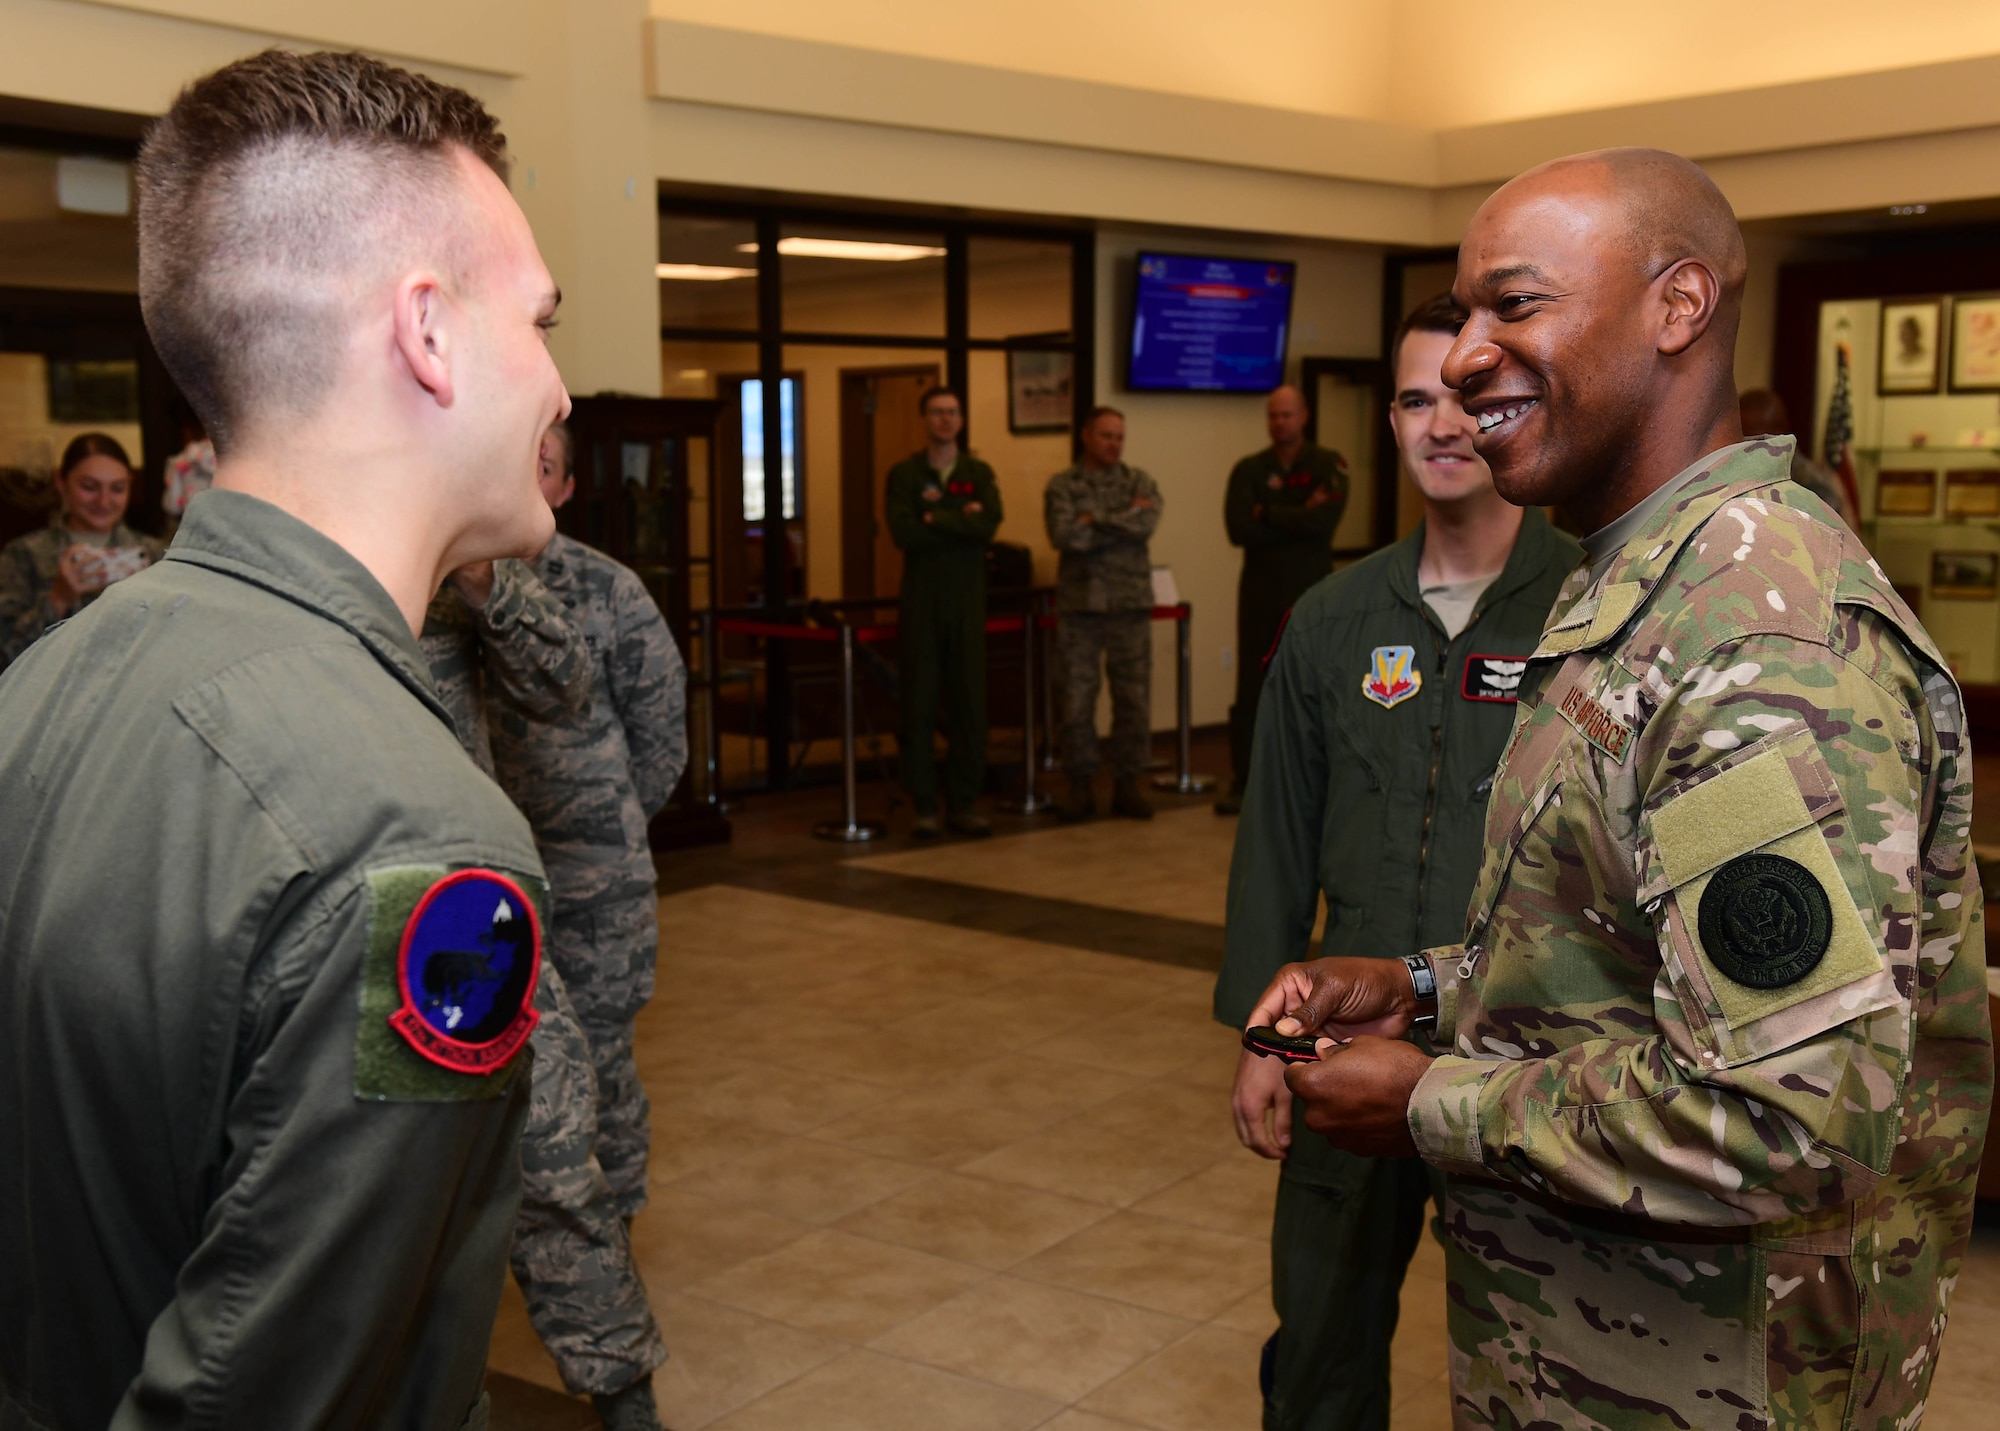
[{"x1": 839, "y1": 364, "x2": 939, "y2": 603}]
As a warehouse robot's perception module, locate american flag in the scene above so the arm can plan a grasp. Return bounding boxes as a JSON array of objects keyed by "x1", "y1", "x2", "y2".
[{"x1": 1820, "y1": 342, "x2": 1864, "y2": 519}]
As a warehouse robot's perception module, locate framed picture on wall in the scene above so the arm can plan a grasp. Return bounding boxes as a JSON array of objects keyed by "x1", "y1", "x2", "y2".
[
  {"x1": 1875, "y1": 468, "x2": 1937, "y2": 517},
  {"x1": 1945, "y1": 469, "x2": 2000, "y2": 518},
  {"x1": 1008, "y1": 346, "x2": 1073, "y2": 434},
  {"x1": 1878, "y1": 299, "x2": 1943, "y2": 394},
  {"x1": 1950, "y1": 296, "x2": 2000, "y2": 392},
  {"x1": 1931, "y1": 549, "x2": 1999, "y2": 600}
]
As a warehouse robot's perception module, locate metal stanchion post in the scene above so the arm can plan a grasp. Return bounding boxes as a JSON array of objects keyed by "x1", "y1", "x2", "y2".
[
  {"x1": 814, "y1": 623, "x2": 887, "y2": 842},
  {"x1": 996, "y1": 607, "x2": 1054, "y2": 815},
  {"x1": 1038, "y1": 595, "x2": 1059, "y2": 773},
  {"x1": 700, "y1": 609, "x2": 725, "y2": 815},
  {"x1": 1152, "y1": 604, "x2": 1216, "y2": 795}
]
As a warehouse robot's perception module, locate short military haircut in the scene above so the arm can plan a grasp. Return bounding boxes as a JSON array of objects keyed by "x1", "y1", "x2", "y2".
[
  {"x1": 1391, "y1": 292, "x2": 1466, "y2": 376},
  {"x1": 918, "y1": 385, "x2": 961, "y2": 414},
  {"x1": 137, "y1": 49, "x2": 509, "y2": 453},
  {"x1": 1083, "y1": 404, "x2": 1124, "y2": 428}
]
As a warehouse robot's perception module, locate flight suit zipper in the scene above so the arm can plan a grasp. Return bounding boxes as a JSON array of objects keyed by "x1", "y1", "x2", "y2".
[{"x1": 1412, "y1": 638, "x2": 1448, "y2": 912}]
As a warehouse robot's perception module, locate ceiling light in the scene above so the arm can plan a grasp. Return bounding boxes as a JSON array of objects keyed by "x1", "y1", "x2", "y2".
[
  {"x1": 656, "y1": 263, "x2": 755, "y2": 281},
  {"x1": 735, "y1": 238, "x2": 946, "y2": 262}
]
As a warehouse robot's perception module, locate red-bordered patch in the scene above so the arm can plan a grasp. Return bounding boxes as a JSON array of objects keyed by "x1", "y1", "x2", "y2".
[
  {"x1": 1262, "y1": 606, "x2": 1295, "y2": 670},
  {"x1": 1462, "y1": 653, "x2": 1528, "y2": 703},
  {"x1": 388, "y1": 869, "x2": 541, "y2": 1074}
]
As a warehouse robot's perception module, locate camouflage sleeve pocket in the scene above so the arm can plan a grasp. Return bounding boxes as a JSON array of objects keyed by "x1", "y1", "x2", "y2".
[{"x1": 1636, "y1": 726, "x2": 1899, "y2": 1068}]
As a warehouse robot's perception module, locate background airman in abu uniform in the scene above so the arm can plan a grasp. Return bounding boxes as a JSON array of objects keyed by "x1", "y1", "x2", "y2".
[
  {"x1": 422, "y1": 558, "x2": 668, "y2": 1431},
  {"x1": 1045, "y1": 405, "x2": 1162, "y2": 821},
  {"x1": 1249, "y1": 150, "x2": 1991, "y2": 1431},
  {"x1": 490, "y1": 422, "x2": 688, "y2": 1225}
]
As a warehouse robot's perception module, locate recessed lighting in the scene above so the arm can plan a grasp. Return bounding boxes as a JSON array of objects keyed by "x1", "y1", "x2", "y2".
[
  {"x1": 734, "y1": 238, "x2": 946, "y2": 262},
  {"x1": 1887, "y1": 204, "x2": 1931, "y2": 217},
  {"x1": 677, "y1": 368, "x2": 708, "y2": 379},
  {"x1": 657, "y1": 263, "x2": 755, "y2": 281}
]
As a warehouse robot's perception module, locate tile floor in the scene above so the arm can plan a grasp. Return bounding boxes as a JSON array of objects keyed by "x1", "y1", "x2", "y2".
[{"x1": 488, "y1": 763, "x2": 2000, "y2": 1430}]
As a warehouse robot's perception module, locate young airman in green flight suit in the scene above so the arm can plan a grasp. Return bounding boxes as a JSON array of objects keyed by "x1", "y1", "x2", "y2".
[
  {"x1": 884, "y1": 385, "x2": 1004, "y2": 838},
  {"x1": 1215, "y1": 295, "x2": 1579, "y2": 1431}
]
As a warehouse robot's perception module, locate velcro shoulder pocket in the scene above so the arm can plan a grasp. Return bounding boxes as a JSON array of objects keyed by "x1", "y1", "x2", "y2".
[{"x1": 1636, "y1": 725, "x2": 1897, "y2": 1068}]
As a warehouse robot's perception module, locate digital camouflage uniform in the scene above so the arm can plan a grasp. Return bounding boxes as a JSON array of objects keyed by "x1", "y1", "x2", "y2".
[
  {"x1": 0, "y1": 514, "x2": 166, "y2": 665},
  {"x1": 421, "y1": 563, "x2": 668, "y2": 1398},
  {"x1": 1045, "y1": 460, "x2": 1163, "y2": 777},
  {"x1": 489, "y1": 532, "x2": 688, "y2": 1220},
  {"x1": 1223, "y1": 442, "x2": 1347, "y2": 790},
  {"x1": 884, "y1": 452, "x2": 1004, "y2": 816},
  {"x1": 1404, "y1": 439, "x2": 1993, "y2": 1430},
  {"x1": 1215, "y1": 509, "x2": 1578, "y2": 1431}
]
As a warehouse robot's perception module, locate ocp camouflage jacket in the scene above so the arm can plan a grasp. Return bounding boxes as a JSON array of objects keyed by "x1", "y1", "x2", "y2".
[{"x1": 1407, "y1": 439, "x2": 1992, "y2": 1430}]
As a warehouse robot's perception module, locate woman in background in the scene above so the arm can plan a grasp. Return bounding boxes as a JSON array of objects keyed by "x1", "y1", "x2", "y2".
[{"x1": 0, "y1": 433, "x2": 165, "y2": 666}]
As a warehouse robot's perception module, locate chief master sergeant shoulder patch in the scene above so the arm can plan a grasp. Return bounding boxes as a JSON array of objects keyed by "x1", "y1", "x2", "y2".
[
  {"x1": 357, "y1": 866, "x2": 545, "y2": 1100},
  {"x1": 1697, "y1": 853, "x2": 1832, "y2": 990}
]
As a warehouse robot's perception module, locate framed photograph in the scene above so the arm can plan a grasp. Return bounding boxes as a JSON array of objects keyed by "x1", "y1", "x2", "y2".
[
  {"x1": 1931, "y1": 549, "x2": 1999, "y2": 600},
  {"x1": 1945, "y1": 469, "x2": 2000, "y2": 518},
  {"x1": 1950, "y1": 295, "x2": 2000, "y2": 392},
  {"x1": 1875, "y1": 468, "x2": 1937, "y2": 518},
  {"x1": 1878, "y1": 300, "x2": 1943, "y2": 394},
  {"x1": 1008, "y1": 347, "x2": 1073, "y2": 434}
]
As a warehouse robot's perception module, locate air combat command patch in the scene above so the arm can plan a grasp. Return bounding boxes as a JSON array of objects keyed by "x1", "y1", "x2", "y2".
[
  {"x1": 1362, "y1": 646, "x2": 1420, "y2": 709},
  {"x1": 357, "y1": 865, "x2": 547, "y2": 1101}
]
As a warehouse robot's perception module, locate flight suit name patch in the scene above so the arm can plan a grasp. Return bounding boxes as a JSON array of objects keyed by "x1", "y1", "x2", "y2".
[
  {"x1": 1697, "y1": 854, "x2": 1832, "y2": 989},
  {"x1": 1556, "y1": 683, "x2": 1634, "y2": 762},
  {"x1": 1463, "y1": 654, "x2": 1526, "y2": 703},
  {"x1": 1362, "y1": 646, "x2": 1420, "y2": 708}
]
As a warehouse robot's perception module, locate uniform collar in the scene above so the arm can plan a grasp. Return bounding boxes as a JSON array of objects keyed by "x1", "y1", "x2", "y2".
[
  {"x1": 1261, "y1": 443, "x2": 1318, "y2": 472},
  {"x1": 1386, "y1": 505, "x2": 1566, "y2": 626},
  {"x1": 164, "y1": 488, "x2": 450, "y2": 725},
  {"x1": 1533, "y1": 437, "x2": 1796, "y2": 659}
]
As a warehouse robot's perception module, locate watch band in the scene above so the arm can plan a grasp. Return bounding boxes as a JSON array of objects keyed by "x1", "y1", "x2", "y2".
[{"x1": 1402, "y1": 953, "x2": 1440, "y2": 1031}]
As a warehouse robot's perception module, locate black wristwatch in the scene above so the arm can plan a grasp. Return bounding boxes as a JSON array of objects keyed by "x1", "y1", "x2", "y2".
[{"x1": 1402, "y1": 954, "x2": 1439, "y2": 1031}]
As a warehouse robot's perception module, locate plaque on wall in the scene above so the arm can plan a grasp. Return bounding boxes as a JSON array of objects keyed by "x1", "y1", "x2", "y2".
[
  {"x1": 1876, "y1": 469, "x2": 1937, "y2": 518},
  {"x1": 1944, "y1": 470, "x2": 2000, "y2": 519},
  {"x1": 1932, "y1": 549, "x2": 1999, "y2": 601}
]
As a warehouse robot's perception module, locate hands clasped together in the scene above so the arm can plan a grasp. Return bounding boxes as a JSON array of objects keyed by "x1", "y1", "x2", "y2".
[{"x1": 1232, "y1": 957, "x2": 1439, "y2": 1161}]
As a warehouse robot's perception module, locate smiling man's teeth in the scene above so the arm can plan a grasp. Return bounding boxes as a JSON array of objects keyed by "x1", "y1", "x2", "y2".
[{"x1": 1476, "y1": 401, "x2": 1536, "y2": 433}]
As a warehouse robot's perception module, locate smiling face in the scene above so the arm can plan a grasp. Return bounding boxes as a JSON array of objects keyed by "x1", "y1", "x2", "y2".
[
  {"x1": 442, "y1": 148, "x2": 569, "y2": 559},
  {"x1": 1391, "y1": 329, "x2": 1492, "y2": 505},
  {"x1": 1442, "y1": 175, "x2": 1659, "y2": 516},
  {"x1": 59, "y1": 453, "x2": 133, "y2": 536}
]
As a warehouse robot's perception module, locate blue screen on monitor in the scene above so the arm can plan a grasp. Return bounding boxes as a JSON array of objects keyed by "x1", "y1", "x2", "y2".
[{"x1": 1128, "y1": 253, "x2": 1295, "y2": 392}]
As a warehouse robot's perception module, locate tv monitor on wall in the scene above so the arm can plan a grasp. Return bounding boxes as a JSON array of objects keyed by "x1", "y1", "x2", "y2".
[{"x1": 1127, "y1": 253, "x2": 1295, "y2": 393}]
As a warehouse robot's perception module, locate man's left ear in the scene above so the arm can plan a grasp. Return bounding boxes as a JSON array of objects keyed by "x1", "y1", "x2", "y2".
[{"x1": 1656, "y1": 259, "x2": 1722, "y2": 358}]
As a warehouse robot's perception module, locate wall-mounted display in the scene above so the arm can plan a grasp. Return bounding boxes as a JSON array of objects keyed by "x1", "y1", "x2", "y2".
[
  {"x1": 1944, "y1": 469, "x2": 2000, "y2": 518},
  {"x1": 1876, "y1": 468, "x2": 1937, "y2": 517},
  {"x1": 1932, "y1": 549, "x2": 1998, "y2": 600},
  {"x1": 1950, "y1": 295, "x2": 2000, "y2": 392},
  {"x1": 1007, "y1": 347, "x2": 1073, "y2": 433},
  {"x1": 1879, "y1": 299, "x2": 1942, "y2": 394}
]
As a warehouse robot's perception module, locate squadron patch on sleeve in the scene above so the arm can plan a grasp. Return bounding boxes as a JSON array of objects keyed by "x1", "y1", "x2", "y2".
[
  {"x1": 356, "y1": 865, "x2": 546, "y2": 1101},
  {"x1": 1462, "y1": 654, "x2": 1526, "y2": 703},
  {"x1": 390, "y1": 870, "x2": 541, "y2": 1072},
  {"x1": 1697, "y1": 853, "x2": 1832, "y2": 990}
]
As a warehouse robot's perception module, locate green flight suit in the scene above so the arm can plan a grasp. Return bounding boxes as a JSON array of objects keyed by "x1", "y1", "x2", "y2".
[
  {"x1": 885, "y1": 452, "x2": 1003, "y2": 816},
  {"x1": 1213, "y1": 508, "x2": 1579, "y2": 1431},
  {"x1": 1223, "y1": 442, "x2": 1347, "y2": 790},
  {"x1": 0, "y1": 490, "x2": 542, "y2": 1431}
]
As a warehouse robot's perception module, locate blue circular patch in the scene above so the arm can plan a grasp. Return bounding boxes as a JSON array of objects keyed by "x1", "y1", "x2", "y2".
[{"x1": 391, "y1": 869, "x2": 540, "y2": 1072}]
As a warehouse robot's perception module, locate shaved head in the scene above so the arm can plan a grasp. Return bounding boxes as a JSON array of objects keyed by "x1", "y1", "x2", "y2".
[{"x1": 1442, "y1": 147, "x2": 1746, "y2": 528}]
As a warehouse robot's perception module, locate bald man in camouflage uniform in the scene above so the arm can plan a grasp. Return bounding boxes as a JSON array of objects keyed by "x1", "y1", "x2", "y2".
[
  {"x1": 1249, "y1": 151, "x2": 1990, "y2": 1431},
  {"x1": 493, "y1": 425, "x2": 688, "y2": 1226},
  {"x1": 422, "y1": 561, "x2": 669, "y2": 1430}
]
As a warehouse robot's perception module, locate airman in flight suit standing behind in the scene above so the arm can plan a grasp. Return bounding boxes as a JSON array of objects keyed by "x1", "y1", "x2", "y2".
[{"x1": 1249, "y1": 149, "x2": 1991, "y2": 1431}]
